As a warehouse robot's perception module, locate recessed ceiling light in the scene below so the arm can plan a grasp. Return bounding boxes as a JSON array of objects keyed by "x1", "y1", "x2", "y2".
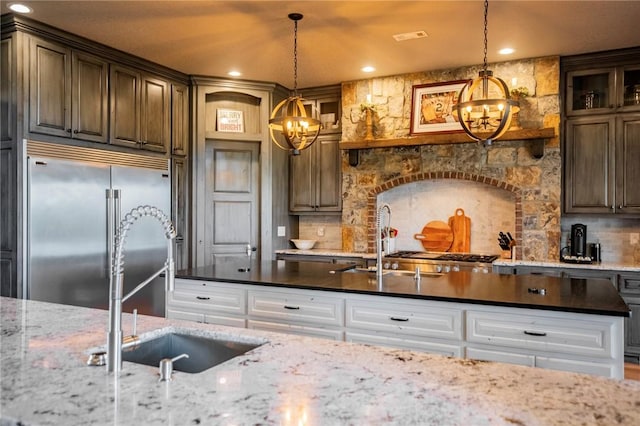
[
  {"x1": 228, "y1": 70, "x2": 242, "y2": 77},
  {"x1": 361, "y1": 66, "x2": 375, "y2": 73},
  {"x1": 499, "y1": 48, "x2": 515, "y2": 55},
  {"x1": 8, "y1": 3, "x2": 32, "y2": 13}
]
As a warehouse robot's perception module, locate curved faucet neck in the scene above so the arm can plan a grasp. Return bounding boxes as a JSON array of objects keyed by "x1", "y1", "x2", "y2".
[{"x1": 107, "y1": 205, "x2": 176, "y2": 375}]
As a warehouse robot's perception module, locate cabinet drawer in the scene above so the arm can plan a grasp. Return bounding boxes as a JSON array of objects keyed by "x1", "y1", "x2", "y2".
[
  {"x1": 619, "y1": 274, "x2": 640, "y2": 295},
  {"x1": 466, "y1": 346, "x2": 617, "y2": 378},
  {"x1": 166, "y1": 309, "x2": 246, "y2": 328},
  {"x1": 247, "y1": 289, "x2": 344, "y2": 327},
  {"x1": 169, "y1": 280, "x2": 246, "y2": 316},
  {"x1": 166, "y1": 309, "x2": 204, "y2": 323},
  {"x1": 346, "y1": 331, "x2": 463, "y2": 357},
  {"x1": 467, "y1": 311, "x2": 614, "y2": 358},
  {"x1": 466, "y1": 346, "x2": 535, "y2": 367},
  {"x1": 248, "y1": 319, "x2": 343, "y2": 341},
  {"x1": 204, "y1": 314, "x2": 246, "y2": 329},
  {"x1": 535, "y1": 356, "x2": 616, "y2": 378},
  {"x1": 346, "y1": 299, "x2": 463, "y2": 340}
]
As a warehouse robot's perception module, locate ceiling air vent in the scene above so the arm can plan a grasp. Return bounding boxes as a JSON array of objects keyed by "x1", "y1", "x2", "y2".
[{"x1": 392, "y1": 31, "x2": 428, "y2": 42}]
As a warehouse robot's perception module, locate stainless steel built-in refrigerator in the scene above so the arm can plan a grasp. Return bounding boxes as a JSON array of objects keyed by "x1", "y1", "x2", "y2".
[{"x1": 25, "y1": 142, "x2": 170, "y2": 317}]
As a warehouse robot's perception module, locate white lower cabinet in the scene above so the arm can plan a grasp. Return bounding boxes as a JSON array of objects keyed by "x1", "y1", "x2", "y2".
[
  {"x1": 167, "y1": 278, "x2": 624, "y2": 378},
  {"x1": 535, "y1": 356, "x2": 617, "y2": 378},
  {"x1": 166, "y1": 279, "x2": 246, "y2": 327},
  {"x1": 245, "y1": 287, "x2": 344, "y2": 339},
  {"x1": 247, "y1": 288, "x2": 344, "y2": 327},
  {"x1": 346, "y1": 331, "x2": 463, "y2": 357},
  {"x1": 466, "y1": 346, "x2": 535, "y2": 367},
  {"x1": 465, "y1": 308, "x2": 623, "y2": 379},
  {"x1": 344, "y1": 296, "x2": 464, "y2": 356},
  {"x1": 248, "y1": 319, "x2": 344, "y2": 341}
]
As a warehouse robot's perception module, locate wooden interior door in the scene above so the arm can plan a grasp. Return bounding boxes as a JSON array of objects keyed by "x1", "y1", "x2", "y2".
[{"x1": 204, "y1": 140, "x2": 260, "y2": 264}]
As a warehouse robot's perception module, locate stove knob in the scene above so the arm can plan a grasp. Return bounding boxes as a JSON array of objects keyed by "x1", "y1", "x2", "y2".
[
  {"x1": 435, "y1": 264, "x2": 443, "y2": 273},
  {"x1": 452, "y1": 264, "x2": 460, "y2": 272},
  {"x1": 482, "y1": 267, "x2": 489, "y2": 274},
  {"x1": 472, "y1": 267, "x2": 479, "y2": 273},
  {"x1": 383, "y1": 262, "x2": 391, "y2": 270},
  {"x1": 444, "y1": 265, "x2": 451, "y2": 273},
  {"x1": 391, "y1": 262, "x2": 399, "y2": 270}
]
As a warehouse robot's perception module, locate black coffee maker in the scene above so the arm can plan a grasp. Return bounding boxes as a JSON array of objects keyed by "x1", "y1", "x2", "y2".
[{"x1": 570, "y1": 224, "x2": 588, "y2": 257}]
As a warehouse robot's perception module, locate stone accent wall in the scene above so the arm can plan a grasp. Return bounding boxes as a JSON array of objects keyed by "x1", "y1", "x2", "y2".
[{"x1": 339, "y1": 57, "x2": 562, "y2": 261}]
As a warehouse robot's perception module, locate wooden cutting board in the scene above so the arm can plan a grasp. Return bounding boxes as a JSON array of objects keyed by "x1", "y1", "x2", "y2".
[
  {"x1": 448, "y1": 208, "x2": 471, "y2": 253},
  {"x1": 414, "y1": 220, "x2": 454, "y2": 252}
]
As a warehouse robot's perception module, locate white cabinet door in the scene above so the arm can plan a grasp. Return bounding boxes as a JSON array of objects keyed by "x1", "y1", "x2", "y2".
[
  {"x1": 466, "y1": 346, "x2": 535, "y2": 367},
  {"x1": 203, "y1": 314, "x2": 246, "y2": 328},
  {"x1": 248, "y1": 319, "x2": 343, "y2": 341},
  {"x1": 346, "y1": 331, "x2": 463, "y2": 357},
  {"x1": 166, "y1": 309, "x2": 204, "y2": 323},
  {"x1": 535, "y1": 356, "x2": 616, "y2": 378},
  {"x1": 167, "y1": 279, "x2": 247, "y2": 327}
]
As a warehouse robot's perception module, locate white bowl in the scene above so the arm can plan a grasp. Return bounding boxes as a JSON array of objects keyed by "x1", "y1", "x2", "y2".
[{"x1": 291, "y1": 239, "x2": 316, "y2": 250}]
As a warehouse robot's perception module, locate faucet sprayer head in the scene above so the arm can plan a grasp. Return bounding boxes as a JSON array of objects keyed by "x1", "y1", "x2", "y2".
[{"x1": 113, "y1": 205, "x2": 176, "y2": 273}]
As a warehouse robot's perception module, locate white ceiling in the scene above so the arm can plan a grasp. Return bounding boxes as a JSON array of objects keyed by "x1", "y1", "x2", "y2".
[{"x1": 4, "y1": 1, "x2": 640, "y2": 88}]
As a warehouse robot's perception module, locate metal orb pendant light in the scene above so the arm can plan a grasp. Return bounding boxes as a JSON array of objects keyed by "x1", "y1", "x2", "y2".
[
  {"x1": 456, "y1": 0, "x2": 518, "y2": 145},
  {"x1": 269, "y1": 13, "x2": 321, "y2": 156}
]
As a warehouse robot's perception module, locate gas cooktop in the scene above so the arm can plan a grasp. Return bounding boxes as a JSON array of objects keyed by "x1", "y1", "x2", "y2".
[{"x1": 385, "y1": 251, "x2": 499, "y2": 263}]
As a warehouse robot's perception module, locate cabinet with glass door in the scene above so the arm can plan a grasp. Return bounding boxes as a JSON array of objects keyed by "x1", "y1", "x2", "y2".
[{"x1": 562, "y1": 48, "x2": 640, "y2": 215}]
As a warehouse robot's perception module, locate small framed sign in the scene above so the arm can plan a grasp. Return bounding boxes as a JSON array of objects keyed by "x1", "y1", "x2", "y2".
[
  {"x1": 410, "y1": 80, "x2": 467, "y2": 135},
  {"x1": 217, "y1": 109, "x2": 244, "y2": 133}
]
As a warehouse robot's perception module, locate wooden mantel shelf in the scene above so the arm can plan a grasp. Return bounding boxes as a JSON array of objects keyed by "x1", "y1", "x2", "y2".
[{"x1": 339, "y1": 127, "x2": 556, "y2": 150}]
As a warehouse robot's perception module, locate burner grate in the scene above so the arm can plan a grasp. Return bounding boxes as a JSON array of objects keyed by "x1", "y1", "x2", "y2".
[
  {"x1": 385, "y1": 251, "x2": 498, "y2": 263},
  {"x1": 434, "y1": 253, "x2": 499, "y2": 263}
]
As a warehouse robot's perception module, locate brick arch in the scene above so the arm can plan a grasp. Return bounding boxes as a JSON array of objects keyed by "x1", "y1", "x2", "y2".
[{"x1": 366, "y1": 171, "x2": 523, "y2": 258}]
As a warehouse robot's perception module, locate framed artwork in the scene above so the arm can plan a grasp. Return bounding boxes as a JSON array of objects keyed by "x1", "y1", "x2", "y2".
[{"x1": 410, "y1": 80, "x2": 467, "y2": 135}]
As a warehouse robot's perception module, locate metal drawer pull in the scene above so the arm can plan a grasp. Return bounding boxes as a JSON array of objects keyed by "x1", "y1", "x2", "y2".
[
  {"x1": 284, "y1": 305, "x2": 300, "y2": 310},
  {"x1": 196, "y1": 296, "x2": 211, "y2": 300},
  {"x1": 524, "y1": 330, "x2": 547, "y2": 337},
  {"x1": 390, "y1": 316, "x2": 409, "y2": 322}
]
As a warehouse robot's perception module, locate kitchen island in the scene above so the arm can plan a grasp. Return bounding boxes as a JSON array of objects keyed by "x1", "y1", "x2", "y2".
[
  {"x1": 2, "y1": 296, "x2": 640, "y2": 426},
  {"x1": 169, "y1": 260, "x2": 630, "y2": 380}
]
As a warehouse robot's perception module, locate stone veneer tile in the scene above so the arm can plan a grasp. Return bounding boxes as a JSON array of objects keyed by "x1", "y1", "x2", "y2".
[
  {"x1": 535, "y1": 56, "x2": 560, "y2": 97},
  {"x1": 543, "y1": 113, "x2": 561, "y2": 148}
]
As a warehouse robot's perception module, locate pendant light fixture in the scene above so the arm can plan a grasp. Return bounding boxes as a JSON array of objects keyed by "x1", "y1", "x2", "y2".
[
  {"x1": 456, "y1": 0, "x2": 518, "y2": 146},
  {"x1": 269, "y1": 13, "x2": 320, "y2": 156}
]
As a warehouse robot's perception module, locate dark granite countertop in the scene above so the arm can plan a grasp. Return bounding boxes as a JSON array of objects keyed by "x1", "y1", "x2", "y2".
[{"x1": 176, "y1": 260, "x2": 630, "y2": 317}]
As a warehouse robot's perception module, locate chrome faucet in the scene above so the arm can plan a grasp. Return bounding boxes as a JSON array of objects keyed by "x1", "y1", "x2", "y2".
[
  {"x1": 107, "y1": 205, "x2": 176, "y2": 375},
  {"x1": 376, "y1": 203, "x2": 391, "y2": 282}
]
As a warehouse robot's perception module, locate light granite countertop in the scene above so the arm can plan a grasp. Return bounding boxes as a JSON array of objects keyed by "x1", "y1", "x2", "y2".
[
  {"x1": 2, "y1": 296, "x2": 640, "y2": 426},
  {"x1": 276, "y1": 249, "x2": 640, "y2": 272},
  {"x1": 275, "y1": 248, "x2": 377, "y2": 259},
  {"x1": 493, "y1": 259, "x2": 640, "y2": 272}
]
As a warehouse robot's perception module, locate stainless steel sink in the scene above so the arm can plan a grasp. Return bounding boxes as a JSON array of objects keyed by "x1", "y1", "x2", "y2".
[
  {"x1": 338, "y1": 266, "x2": 443, "y2": 278},
  {"x1": 122, "y1": 331, "x2": 263, "y2": 373}
]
